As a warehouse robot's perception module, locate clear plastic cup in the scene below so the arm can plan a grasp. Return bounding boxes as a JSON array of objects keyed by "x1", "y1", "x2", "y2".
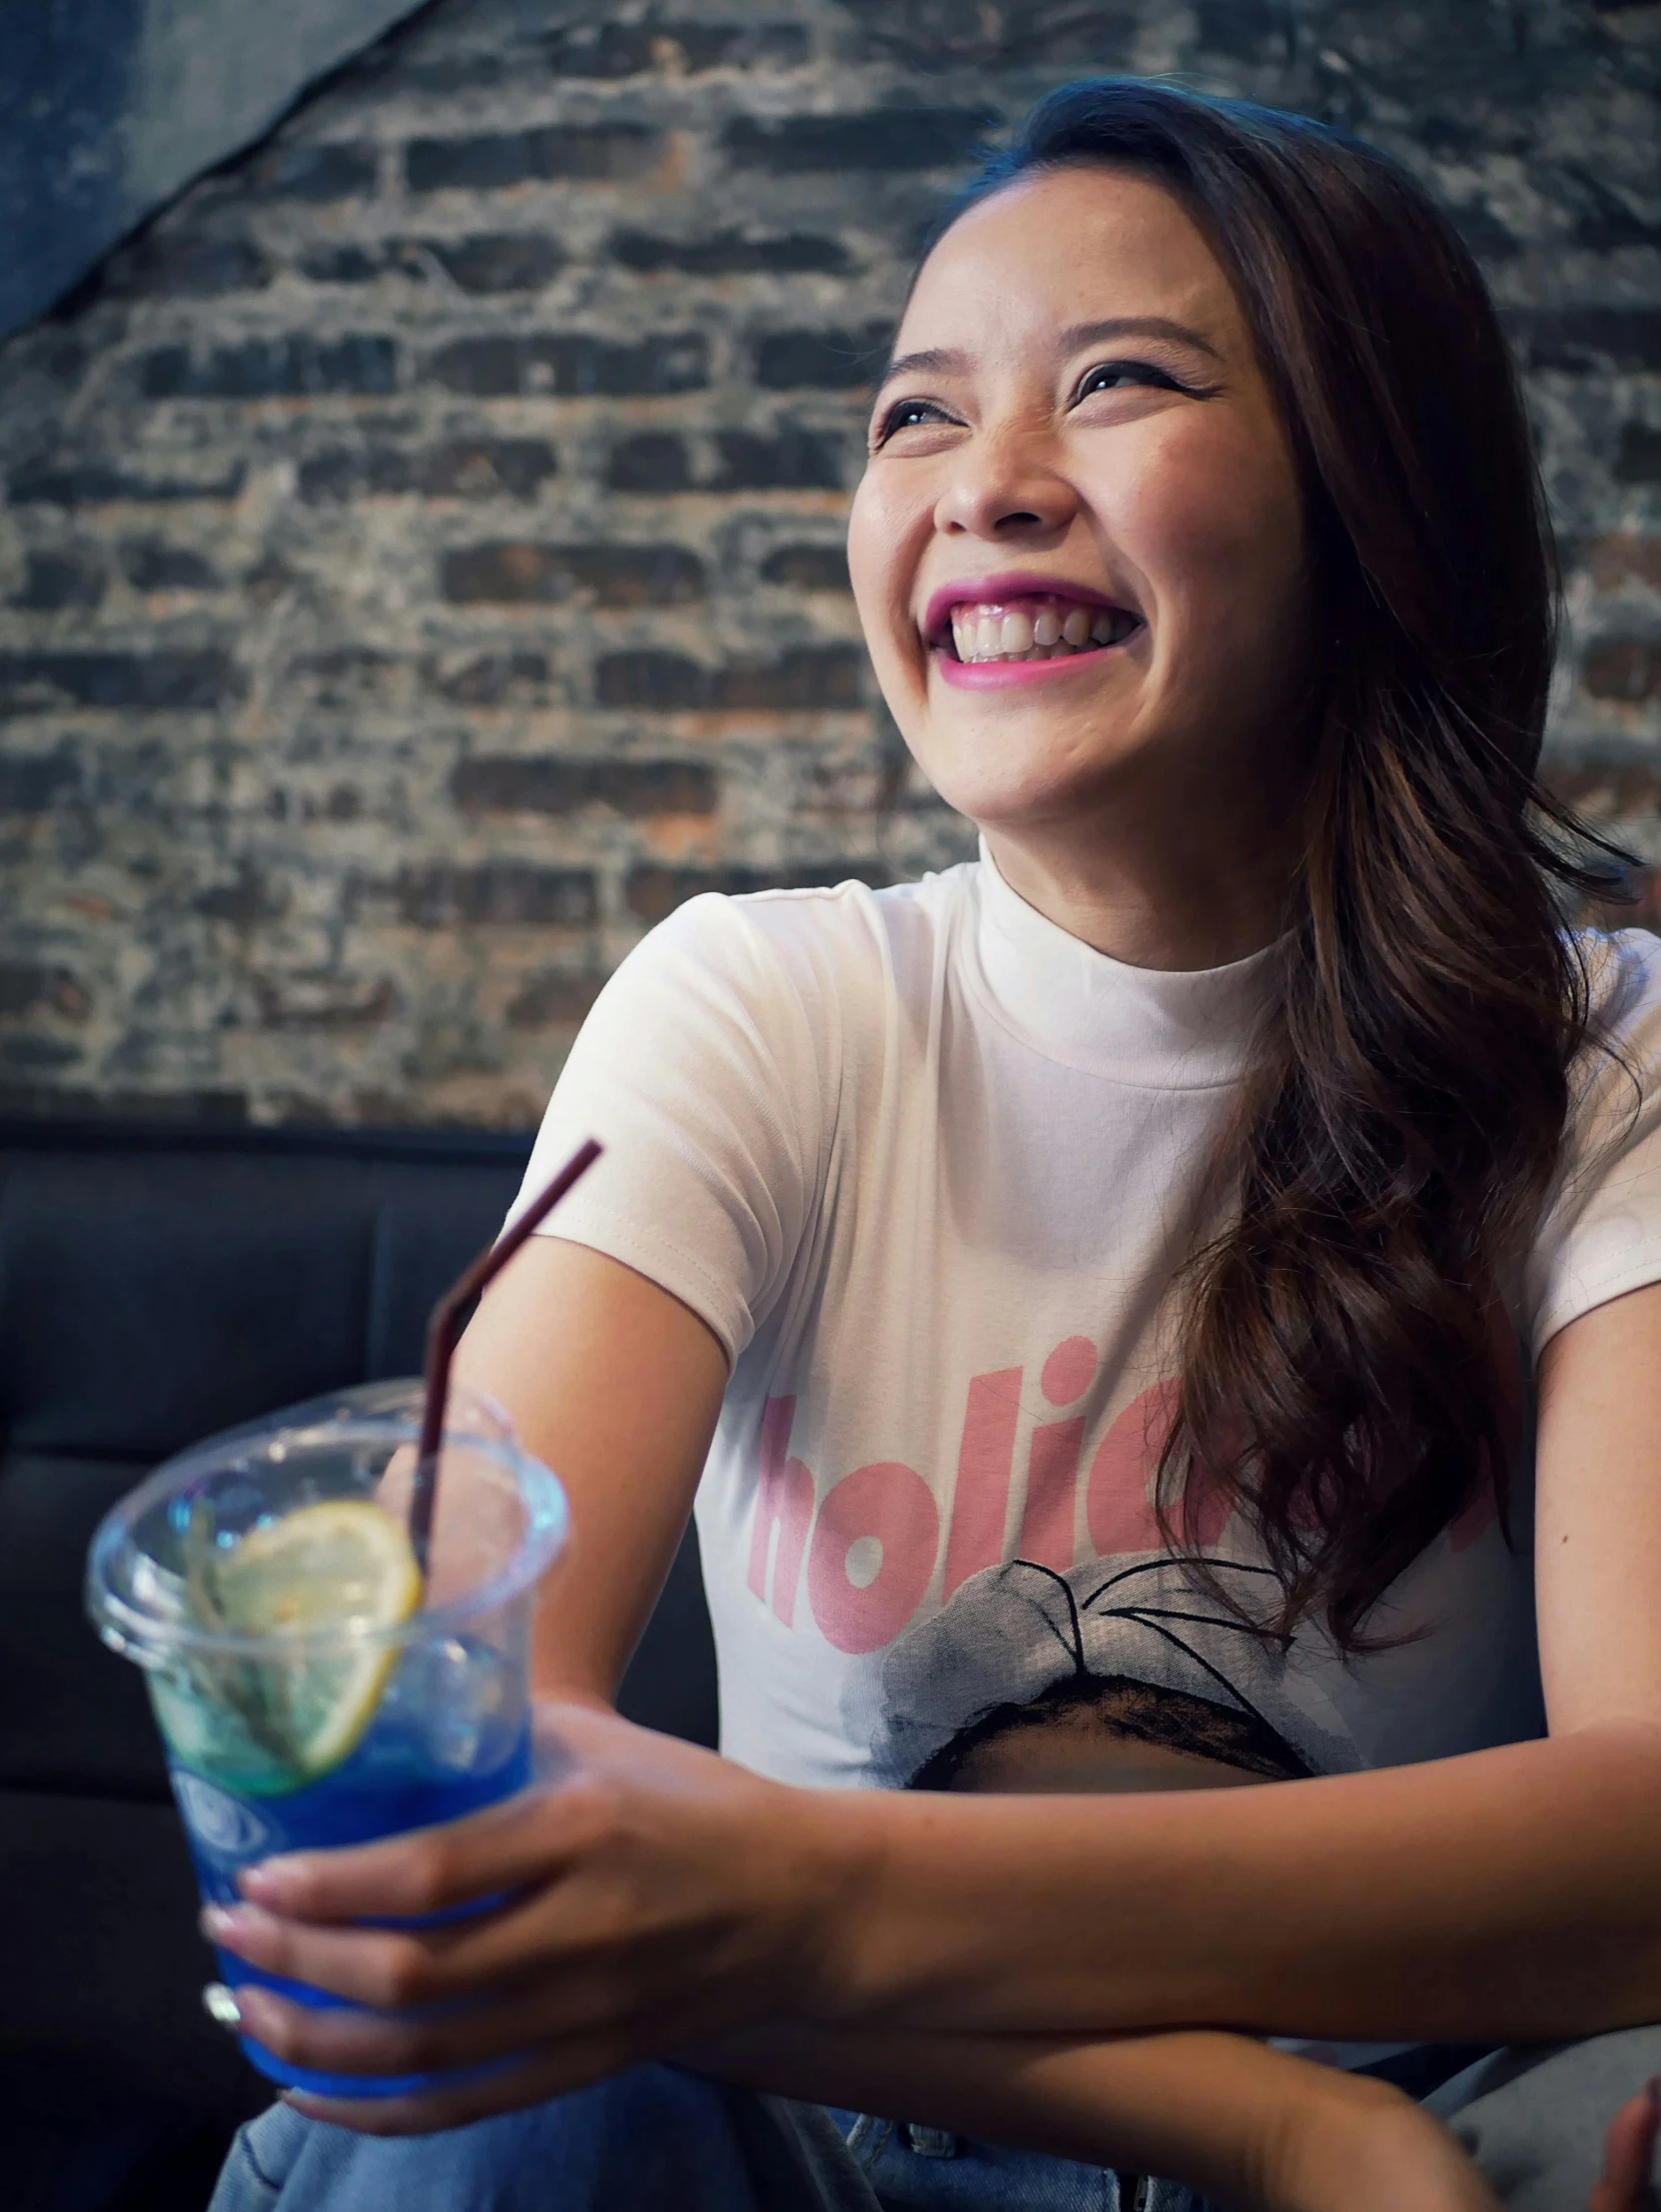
[{"x1": 86, "y1": 1379, "x2": 567, "y2": 2098}]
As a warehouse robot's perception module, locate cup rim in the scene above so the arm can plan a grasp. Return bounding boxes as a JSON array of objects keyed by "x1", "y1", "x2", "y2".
[{"x1": 86, "y1": 1387, "x2": 568, "y2": 1665}]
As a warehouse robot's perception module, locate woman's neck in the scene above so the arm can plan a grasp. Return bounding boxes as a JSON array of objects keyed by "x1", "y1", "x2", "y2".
[{"x1": 980, "y1": 812, "x2": 1294, "y2": 973}]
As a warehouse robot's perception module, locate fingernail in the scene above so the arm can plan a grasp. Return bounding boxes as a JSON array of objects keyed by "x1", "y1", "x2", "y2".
[
  {"x1": 233, "y1": 1983, "x2": 275, "y2": 2036},
  {"x1": 202, "y1": 1982, "x2": 242, "y2": 2031},
  {"x1": 202, "y1": 1902, "x2": 251, "y2": 1945},
  {"x1": 241, "y1": 1856, "x2": 299, "y2": 1904}
]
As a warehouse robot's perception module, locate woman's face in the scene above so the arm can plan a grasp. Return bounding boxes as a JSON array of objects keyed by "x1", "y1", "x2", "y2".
[{"x1": 848, "y1": 165, "x2": 1311, "y2": 843}]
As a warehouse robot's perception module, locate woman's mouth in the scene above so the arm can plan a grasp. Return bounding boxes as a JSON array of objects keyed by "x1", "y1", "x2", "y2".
[
  {"x1": 924, "y1": 592, "x2": 1143, "y2": 688},
  {"x1": 941, "y1": 593, "x2": 1140, "y2": 664}
]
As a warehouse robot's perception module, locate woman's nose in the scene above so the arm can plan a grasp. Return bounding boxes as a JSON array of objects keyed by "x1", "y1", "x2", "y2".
[{"x1": 934, "y1": 432, "x2": 1078, "y2": 542}]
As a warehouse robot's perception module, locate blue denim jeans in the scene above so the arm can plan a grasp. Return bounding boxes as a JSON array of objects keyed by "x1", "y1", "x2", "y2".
[
  {"x1": 208, "y1": 2073, "x2": 1196, "y2": 2212},
  {"x1": 209, "y1": 2028, "x2": 1661, "y2": 2212}
]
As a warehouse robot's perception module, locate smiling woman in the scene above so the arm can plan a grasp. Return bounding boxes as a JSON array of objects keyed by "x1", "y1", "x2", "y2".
[
  {"x1": 853, "y1": 159, "x2": 1313, "y2": 963},
  {"x1": 203, "y1": 80, "x2": 1661, "y2": 2212}
]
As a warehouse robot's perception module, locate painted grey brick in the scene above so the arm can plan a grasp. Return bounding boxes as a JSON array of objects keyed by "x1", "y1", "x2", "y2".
[
  {"x1": 542, "y1": 21, "x2": 809, "y2": 76},
  {"x1": 1619, "y1": 426, "x2": 1661, "y2": 486},
  {"x1": 0, "y1": 747, "x2": 80, "y2": 811},
  {"x1": 300, "y1": 235, "x2": 567, "y2": 293},
  {"x1": 760, "y1": 544, "x2": 852, "y2": 591},
  {"x1": 439, "y1": 542, "x2": 703, "y2": 605},
  {"x1": 0, "y1": 650, "x2": 246, "y2": 712},
  {"x1": 610, "y1": 230, "x2": 850, "y2": 276},
  {"x1": 389, "y1": 862, "x2": 598, "y2": 927},
  {"x1": 8, "y1": 459, "x2": 248, "y2": 505},
  {"x1": 422, "y1": 331, "x2": 707, "y2": 397},
  {"x1": 753, "y1": 325, "x2": 892, "y2": 390},
  {"x1": 723, "y1": 109, "x2": 999, "y2": 173},
  {"x1": 452, "y1": 756, "x2": 716, "y2": 815},
  {"x1": 405, "y1": 124, "x2": 660, "y2": 193},
  {"x1": 10, "y1": 550, "x2": 107, "y2": 609},
  {"x1": 297, "y1": 438, "x2": 557, "y2": 502},
  {"x1": 244, "y1": 142, "x2": 379, "y2": 201},
  {"x1": 626, "y1": 857, "x2": 886, "y2": 923},
  {"x1": 138, "y1": 335, "x2": 399, "y2": 398},
  {"x1": 593, "y1": 644, "x2": 863, "y2": 710}
]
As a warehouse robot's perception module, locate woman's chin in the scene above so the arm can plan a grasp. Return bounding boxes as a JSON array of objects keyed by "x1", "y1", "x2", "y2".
[{"x1": 910, "y1": 746, "x2": 1149, "y2": 835}]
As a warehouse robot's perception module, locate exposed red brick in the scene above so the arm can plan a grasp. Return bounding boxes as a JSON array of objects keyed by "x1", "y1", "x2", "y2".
[
  {"x1": 1584, "y1": 639, "x2": 1661, "y2": 703},
  {"x1": 1586, "y1": 536, "x2": 1661, "y2": 592}
]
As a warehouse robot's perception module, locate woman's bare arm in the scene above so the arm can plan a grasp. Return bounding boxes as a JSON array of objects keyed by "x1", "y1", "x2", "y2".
[
  {"x1": 797, "y1": 1284, "x2": 1661, "y2": 2042},
  {"x1": 695, "y1": 2023, "x2": 1496, "y2": 2212},
  {"x1": 447, "y1": 1258, "x2": 1661, "y2": 2046},
  {"x1": 451, "y1": 1235, "x2": 727, "y2": 1702}
]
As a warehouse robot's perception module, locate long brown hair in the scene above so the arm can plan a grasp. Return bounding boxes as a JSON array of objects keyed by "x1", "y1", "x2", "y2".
[{"x1": 925, "y1": 82, "x2": 1626, "y2": 1649}]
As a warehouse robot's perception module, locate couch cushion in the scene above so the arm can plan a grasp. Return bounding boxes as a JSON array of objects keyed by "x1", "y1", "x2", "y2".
[
  {"x1": 0, "y1": 1788, "x2": 269, "y2": 2119},
  {"x1": 0, "y1": 1450, "x2": 168, "y2": 1796},
  {"x1": 0, "y1": 2050, "x2": 242, "y2": 2212}
]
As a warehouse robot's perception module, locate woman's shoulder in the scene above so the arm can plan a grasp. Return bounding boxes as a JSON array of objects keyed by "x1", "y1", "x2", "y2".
[
  {"x1": 1550, "y1": 927, "x2": 1661, "y2": 1179},
  {"x1": 1523, "y1": 930, "x2": 1661, "y2": 1354},
  {"x1": 1575, "y1": 927, "x2": 1661, "y2": 1061},
  {"x1": 636, "y1": 858, "x2": 979, "y2": 1008}
]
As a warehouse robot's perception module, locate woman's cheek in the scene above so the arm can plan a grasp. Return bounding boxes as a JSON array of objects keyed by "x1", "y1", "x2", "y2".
[
  {"x1": 1108, "y1": 422, "x2": 1273, "y2": 574},
  {"x1": 847, "y1": 472, "x2": 910, "y2": 604},
  {"x1": 851, "y1": 509, "x2": 934, "y2": 726},
  {"x1": 1112, "y1": 439, "x2": 1304, "y2": 680}
]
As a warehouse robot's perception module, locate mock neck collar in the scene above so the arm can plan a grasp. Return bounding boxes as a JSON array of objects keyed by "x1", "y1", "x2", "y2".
[{"x1": 967, "y1": 838, "x2": 1279, "y2": 1086}]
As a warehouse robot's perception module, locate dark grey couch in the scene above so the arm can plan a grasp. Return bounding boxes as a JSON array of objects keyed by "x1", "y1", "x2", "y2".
[{"x1": 0, "y1": 1120, "x2": 717, "y2": 2211}]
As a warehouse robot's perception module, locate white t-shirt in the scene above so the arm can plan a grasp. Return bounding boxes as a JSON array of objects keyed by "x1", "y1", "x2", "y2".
[{"x1": 512, "y1": 849, "x2": 1661, "y2": 1796}]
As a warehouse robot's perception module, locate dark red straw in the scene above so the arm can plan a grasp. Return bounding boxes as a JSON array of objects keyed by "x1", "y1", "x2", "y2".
[{"x1": 409, "y1": 1137, "x2": 602, "y2": 1568}]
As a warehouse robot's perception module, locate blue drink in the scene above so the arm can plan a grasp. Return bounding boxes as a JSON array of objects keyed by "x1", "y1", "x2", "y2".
[{"x1": 87, "y1": 1382, "x2": 566, "y2": 2099}]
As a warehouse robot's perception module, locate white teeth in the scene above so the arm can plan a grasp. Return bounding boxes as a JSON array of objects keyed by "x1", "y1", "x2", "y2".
[{"x1": 943, "y1": 597, "x2": 1135, "y2": 663}]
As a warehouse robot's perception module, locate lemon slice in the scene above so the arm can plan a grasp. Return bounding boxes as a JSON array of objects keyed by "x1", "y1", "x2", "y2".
[{"x1": 202, "y1": 1501, "x2": 422, "y2": 1781}]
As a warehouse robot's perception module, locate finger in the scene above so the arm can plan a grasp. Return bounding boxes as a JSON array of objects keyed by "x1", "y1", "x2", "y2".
[
  {"x1": 206, "y1": 1895, "x2": 670, "y2": 2033},
  {"x1": 1593, "y1": 2081, "x2": 1661, "y2": 2212},
  {"x1": 374, "y1": 1446, "x2": 419, "y2": 1521},
  {"x1": 211, "y1": 1837, "x2": 655, "y2": 2012},
  {"x1": 233, "y1": 1974, "x2": 642, "y2": 2081},
  {"x1": 206, "y1": 1904, "x2": 504, "y2": 2011},
  {"x1": 281, "y1": 2038, "x2": 630, "y2": 2137},
  {"x1": 238, "y1": 1771, "x2": 613, "y2": 1922}
]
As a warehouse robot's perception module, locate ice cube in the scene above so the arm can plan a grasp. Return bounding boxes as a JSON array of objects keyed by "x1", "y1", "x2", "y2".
[{"x1": 400, "y1": 1635, "x2": 508, "y2": 1772}]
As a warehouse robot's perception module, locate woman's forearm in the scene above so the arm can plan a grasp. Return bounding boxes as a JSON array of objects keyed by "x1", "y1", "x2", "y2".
[
  {"x1": 697, "y1": 2022, "x2": 1278, "y2": 2206},
  {"x1": 689, "y1": 2022, "x2": 1488, "y2": 2212},
  {"x1": 802, "y1": 1721, "x2": 1661, "y2": 2043}
]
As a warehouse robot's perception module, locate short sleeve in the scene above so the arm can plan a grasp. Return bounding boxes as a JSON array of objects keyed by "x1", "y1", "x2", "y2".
[
  {"x1": 1524, "y1": 930, "x2": 1661, "y2": 1359},
  {"x1": 504, "y1": 894, "x2": 826, "y2": 1365}
]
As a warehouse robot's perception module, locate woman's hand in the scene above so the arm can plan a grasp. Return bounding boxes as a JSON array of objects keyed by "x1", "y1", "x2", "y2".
[
  {"x1": 1263, "y1": 2071, "x2": 1499, "y2": 2212},
  {"x1": 1591, "y1": 2082, "x2": 1661, "y2": 2212},
  {"x1": 1269, "y1": 2068, "x2": 1658, "y2": 2212},
  {"x1": 205, "y1": 1700, "x2": 852, "y2": 2133}
]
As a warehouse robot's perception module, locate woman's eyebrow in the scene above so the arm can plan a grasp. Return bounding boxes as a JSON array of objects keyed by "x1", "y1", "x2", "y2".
[
  {"x1": 875, "y1": 345, "x2": 968, "y2": 391},
  {"x1": 876, "y1": 316, "x2": 1223, "y2": 393},
  {"x1": 1060, "y1": 315, "x2": 1223, "y2": 361}
]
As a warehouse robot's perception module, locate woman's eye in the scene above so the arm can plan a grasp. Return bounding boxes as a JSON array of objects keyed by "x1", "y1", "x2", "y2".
[
  {"x1": 1075, "y1": 360, "x2": 1182, "y2": 400},
  {"x1": 875, "y1": 398, "x2": 952, "y2": 444}
]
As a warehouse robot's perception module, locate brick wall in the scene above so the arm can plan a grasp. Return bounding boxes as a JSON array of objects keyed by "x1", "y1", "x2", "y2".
[{"x1": 0, "y1": 0, "x2": 1656, "y2": 1127}]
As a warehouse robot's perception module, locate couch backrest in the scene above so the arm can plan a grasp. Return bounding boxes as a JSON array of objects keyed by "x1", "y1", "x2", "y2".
[
  {"x1": 0, "y1": 1124, "x2": 537, "y2": 1803},
  {"x1": 0, "y1": 1122, "x2": 717, "y2": 1809}
]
